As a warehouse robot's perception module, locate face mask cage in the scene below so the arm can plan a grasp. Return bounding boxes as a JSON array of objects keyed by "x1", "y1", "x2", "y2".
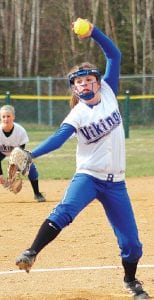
[{"x1": 68, "y1": 68, "x2": 101, "y2": 85}]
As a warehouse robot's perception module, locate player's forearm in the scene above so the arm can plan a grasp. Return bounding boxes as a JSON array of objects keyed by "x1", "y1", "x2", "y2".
[
  {"x1": 31, "y1": 123, "x2": 76, "y2": 158},
  {"x1": 91, "y1": 26, "x2": 121, "y2": 59},
  {"x1": 0, "y1": 162, "x2": 3, "y2": 175},
  {"x1": 91, "y1": 26, "x2": 121, "y2": 95}
]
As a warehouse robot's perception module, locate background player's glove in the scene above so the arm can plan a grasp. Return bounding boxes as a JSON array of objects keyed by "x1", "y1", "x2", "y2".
[{"x1": 5, "y1": 147, "x2": 32, "y2": 194}]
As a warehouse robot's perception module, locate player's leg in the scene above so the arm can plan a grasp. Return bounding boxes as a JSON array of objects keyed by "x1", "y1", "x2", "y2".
[
  {"x1": 15, "y1": 220, "x2": 61, "y2": 273},
  {"x1": 29, "y1": 173, "x2": 97, "y2": 252},
  {"x1": 16, "y1": 173, "x2": 97, "y2": 271},
  {"x1": 99, "y1": 181, "x2": 142, "y2": 272},
  {"x1": 98, "y1": 181, "x2": 142, "y2": 263},
  {"x1": 48, "y1": 173, "x2": 97, "y2": 228},
  {"x1": 28, "y1": 163, "x2": 46, "y2": 202},
  {"x1": 98, "y1": 180, "x2": 149, "y2": 298},
  {"x1": 0, "y1": 153, "x2": 6, "y2": 184}
]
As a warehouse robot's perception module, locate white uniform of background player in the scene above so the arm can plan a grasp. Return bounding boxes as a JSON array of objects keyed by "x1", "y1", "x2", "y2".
[
  {"x1": 0, "y1": 105, "x2": 46, "y2": 202},
  {"x1": 0, "y1": 122, "x2": 29, "y2": 155}
]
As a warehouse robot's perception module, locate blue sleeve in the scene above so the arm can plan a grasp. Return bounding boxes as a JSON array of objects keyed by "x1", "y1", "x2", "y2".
[
  {"x1": 31, "y1": 123, "x2": 76, "y2": 158},
  {"x1": 91, "y1": 26, "x2": 121, "y2": 95}
]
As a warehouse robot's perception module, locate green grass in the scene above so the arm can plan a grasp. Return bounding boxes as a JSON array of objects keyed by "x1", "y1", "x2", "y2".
[
  {"x1": 125, "y1": 126, "x2": 154, "y2": 177},
  {"x1": 2, "y1": 126, "x2": 154, "y2": 179}
]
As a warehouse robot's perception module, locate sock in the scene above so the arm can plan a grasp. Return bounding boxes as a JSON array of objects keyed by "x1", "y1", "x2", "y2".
[
  {"x1": 122, "y1": 259, "x2": 138, "y2": 282},
  {"x1": 29, "y1": 219, "x2": 61, "y2": 254},
  {"x1": 30, "y1": 179, "x2": 39, "y2": 194}
]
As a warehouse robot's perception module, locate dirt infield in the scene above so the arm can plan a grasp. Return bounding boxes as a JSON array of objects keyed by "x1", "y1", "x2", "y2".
[{"x1": 0, "y1": 177, "x2": 153, "y2": 300}]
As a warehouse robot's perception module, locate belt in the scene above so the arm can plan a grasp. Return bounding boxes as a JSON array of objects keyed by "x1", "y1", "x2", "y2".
[
  {"x1": 100, "y1": 173, "x2": 125, "y2": 182},
  {"x1": 77, "y1": 170, "x2": 125, "y2": 182}
]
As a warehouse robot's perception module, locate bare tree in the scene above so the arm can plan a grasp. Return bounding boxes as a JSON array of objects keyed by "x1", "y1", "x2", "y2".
[
  {"x1": 34, "y1": 0, "x2": 40, "y2": 75},
  {"x1": 136, "y1": 0, "x2": 153, "y2": 76},
  {"x1": 27, "y1": 0, "x2": 36, "y2": 75},
  {"x1": 102, "y1": 0, "x2": 117, "y2": 44},
  {"x1": 102, "y1": 0, "x2": 110, "y2": 35},
  {"x1": 0, "y1": 0, "x2": 15, "y2": 71},
  {"x1": 0, "y1": 0, "x2": 153, "y2": 79},
  {"x1": 136, "y1": 0, "x2": 154, "y2": 122},
  {"x1": 14, "y1": 0, "x2": 23, "y2": 77},
  {"x1": 89, "y1": 0, "x2": 100, "y2": 58},
  {"x1": 0, "y1": 0, "x2": 7, "y2": 69},
  {"x1": 68, "y1": 0, "x2": 76, "y2": 56},
  {"x1": 142, "y1": 0, "x2": 153, "y2": 76},
  {"x1": 131, "y1": 0, "x2": 138, "y2": 73}
]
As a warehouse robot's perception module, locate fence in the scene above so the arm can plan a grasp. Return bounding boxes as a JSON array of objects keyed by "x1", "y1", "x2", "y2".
[{"x1": 0, "y1": 75, "x2": 154, "y2": 138}]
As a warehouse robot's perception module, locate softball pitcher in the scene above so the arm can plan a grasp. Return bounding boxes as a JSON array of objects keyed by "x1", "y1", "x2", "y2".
[
  {"x1": 0, "y1": 105, "x2": 46, "y2": 202},
  {"x1": 16, "y1": 19, "x2": 149, "y2": 299}
]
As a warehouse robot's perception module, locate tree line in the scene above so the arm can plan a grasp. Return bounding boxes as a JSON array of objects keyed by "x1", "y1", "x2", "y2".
[{"x1": 0, "y1": 0, "x2": 153, "y2": 78}]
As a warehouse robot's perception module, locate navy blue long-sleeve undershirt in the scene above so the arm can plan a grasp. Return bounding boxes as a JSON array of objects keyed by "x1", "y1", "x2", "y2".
[
  {"x1": 91, "y1": 27, "x2": 121, "y2": 95},
  {"x1": 32, "y1": 124, "x2": 75, "y2": 158},
  {"x1": 32, "y1": 26, "x2": 121, "y2": 159}
]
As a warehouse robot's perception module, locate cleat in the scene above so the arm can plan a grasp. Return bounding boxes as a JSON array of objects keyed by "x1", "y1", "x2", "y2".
[
  {"x1": 34, "y1": 192, "x2": 46, "y2": 202},
  {"x1": 124, "y1": 279, "x2": 150, "y2": 299},
  {"x1": 16, "y1": 249, "x2": 37, "y2": 273}
]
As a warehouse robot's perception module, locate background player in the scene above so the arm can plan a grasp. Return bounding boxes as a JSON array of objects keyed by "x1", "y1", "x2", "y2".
[
  {"x1": 0, "y1": 105, "x2": 46, "y2": 202},
  {"x1": 16, "y1": 19, "x2": 149, "y2": 299}
]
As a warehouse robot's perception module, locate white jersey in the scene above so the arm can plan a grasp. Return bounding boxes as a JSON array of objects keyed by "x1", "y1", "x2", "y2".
[
  {"x1": 0, "y1": 122, "x2": 29, "y2": 156},
  {"x1": 63, "y1": 80, "x2": 125, "y2": 180}
]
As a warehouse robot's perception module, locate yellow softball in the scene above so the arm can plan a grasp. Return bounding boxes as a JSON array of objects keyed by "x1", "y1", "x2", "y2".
[{"x1": 74, "y1": 18, "x2": 90, "y2": 35}]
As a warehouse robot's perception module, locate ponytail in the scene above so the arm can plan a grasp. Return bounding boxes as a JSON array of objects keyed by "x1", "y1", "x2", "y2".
[{"x1": 70, "y1": 94, "x2": 79, "y2": 108}]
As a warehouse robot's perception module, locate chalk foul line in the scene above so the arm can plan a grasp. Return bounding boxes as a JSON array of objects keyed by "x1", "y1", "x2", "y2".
[{"x1": 0, "y1": 264, "x2": 154, "y2": 275}]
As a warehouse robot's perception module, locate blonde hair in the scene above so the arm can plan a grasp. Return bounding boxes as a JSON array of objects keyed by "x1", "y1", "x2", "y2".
[
  {"x1": 68, "y1": 62, "x2": 98, "y2": 109},
  {"x1": 0, "y1": 105, "x2": 15, "y2": 115}
]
